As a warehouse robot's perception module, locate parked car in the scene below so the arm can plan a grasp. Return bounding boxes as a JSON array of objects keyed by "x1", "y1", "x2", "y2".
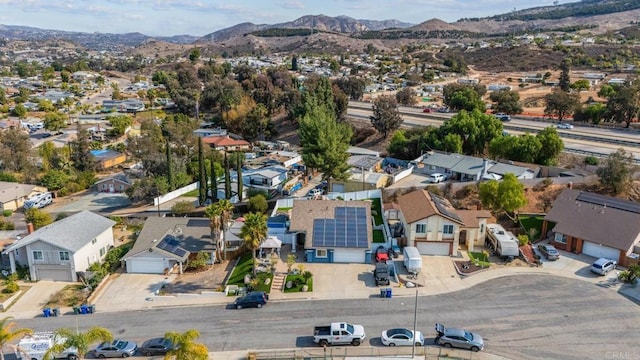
[
  {"x1": 590, "y1": 258, "x2": 617, "y2": 275},
  {"x1": 94, "y1": 340, "x2": 137, "y2": 358},
  {"x1": 435, "y1": 323, "x2": 484, "y2": 352},
  {"x1": 422, "y1": 108, "x2": 432, "y2": 113},
  {"x1": 139, "y1": 337, "x2": 176, "y2": 356},
  {"x1": 308, "y1": 188, "x2": 323, "y2": 197},
  {"x1": 494, "y1": 113, "x2": 511, "y2": 122},
  {"x1": 375, "y1": 246, "x2": 389, "y2": 262},
  {"x1": 428, "y1": 173, "x2": 447, "y2": 183},
  {"x1": 537, "y1": 244, "x2": 560, "y2": 260},
  {"x1": 313, "y1": 322, "x2": 366, "y2": 347},
  {"x1": 557, "y1": 123, "x2": 574, "y2": 129},
  {"x1": 381, "y1": 328, "x2": 424, "y2": 346},
  {"x1": 234, "y1": 291, "x2": 269, "y2": 309},
  {"x1": 373, "y1": 262, "x2": 390, "y2": 286}
]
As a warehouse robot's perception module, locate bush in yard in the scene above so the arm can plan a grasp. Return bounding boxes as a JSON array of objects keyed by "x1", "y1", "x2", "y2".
[
  {"x1": 187, "y1": 252, "x2": 210, "y2": 271},
  {"x1": 286, "y1": 254, "x2": 296, "y2": 272},
  {"x1": 302, "y1": 271, "x2": 313, "y2": 283},
  {"x1": 2, "y1": 210, "x2": 12, "y2": 217},
  {"x1": 171, "y1": 200, "x2": 195, "y2": 215},
  {"x1": 517, "y1": 234, "x2": 529, "y2": 247},
  {"x1": 584, "y1": 156, "x2": 599, "y2": 166},
  {"x1": 0, "y1": 218, "x2": 15, "y2": 230},
  {"x1": 248, "y1": 194, "x2": 268, "y2": 213},
  {"x1": 3, "y1": 273, "x2": 19, "y2": 293}
]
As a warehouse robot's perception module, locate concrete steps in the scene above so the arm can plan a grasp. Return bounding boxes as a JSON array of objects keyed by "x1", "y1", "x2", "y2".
[{"x1": 271, "y1": 272, "x2": 286, "y2": 291}]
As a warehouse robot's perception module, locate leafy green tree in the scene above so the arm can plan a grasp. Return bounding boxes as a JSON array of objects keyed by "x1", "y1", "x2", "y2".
[
  {"x1": 24, "y1": 208, "x2": 53, "y2": 230},
  {"x1": 298, "y1": 100, "x2": 352, "y2": 182},
  {"x1": 240, "y1": 212, "x2": 267, "y2": 275},
  {"x1": 107, "y1": 115, "x2": 132, "y2": 137},
  {"x1": 439, "y1": 110, "x2": 502, "y2": 155},
  {"x1": 15, "y1": 87, "x2": 31, "y2": 104},
  {"x1": 535, "y1": 127, "x2": 564, "y2": 165},
  {"x1": 0, "y1": 87, "x2": 6, "y2": 105},
  {"x1": 479, "y1": 173, "x2": 527, "y2": 221},
  {"x1": 559, "y1": 58, "x2": 571, "y2": 92},
  {"x1": 164, "y1": 329, "x2": 209, "y2": 360},
  {"x1": 38, "y1": 99, "x2": 56, "y2": 112},
  {"x1": 597, "y1": 84, "x2": 616, "y2": 99},
  {"x1": 573, "y1": 103, "x2": 607, "y2": 125},
  {"x1": 596, "y1": 148, "x2": 635, "y2": 195},
  {"x1": 70, "y1": 126, "x2": 97, "y2": 172},
  {"x1": 370, "y1": 95, "x2": 403, "y2": 138},
  {"x1": 11, "y1": 104, "x2": 27, "y2": 118},
  {"x1": 603, "y1": 82, "x2": 640, "y2": 128},
  {"x1": 46, "y1": 327, "x2": 112, "y2": 360},
  {"x1": 0, "y1": 317, "x2": 32, "y2": 360},
  {"x1": 0, "y1": 128, "x2": 33, "y2": 173},
  {"x1": 40, "y1": 169, "x2": 71, "y2": 190},
  {"x1": 242, "y1": 104, "x2": 270, "y2": 142},
  {"x1": 189, "y1": 47, "x2": 201, "y2": 63},
  {"x1": 60, "y1": 70, "x2": 71, "y2": 83},
  {"x1": 443, "y1": 83, "x2": 486, "y2": 112},
  {"x1": 544, "y1": 89, "x2": 579, "y2": 122},
  {"x1": 571, "y1": 79, "x2": 591, "y2": 91},
  {"x1": 489, "y1": 89, "x2": 523, "y2": 114},
  {"x1": 248, "y1": 194, "x2": 268, "y2": 213},
  {"x1": 43, "y1": 112, "x2": 66, "y2": 133},
  {"x1": 395, "y1": 87, "x2": 417, "y2": 106}
]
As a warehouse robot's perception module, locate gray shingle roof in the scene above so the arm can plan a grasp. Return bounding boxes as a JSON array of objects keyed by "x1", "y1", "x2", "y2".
[{"x1": 5, "y1": 210, "x2": 115, "y2": 252}]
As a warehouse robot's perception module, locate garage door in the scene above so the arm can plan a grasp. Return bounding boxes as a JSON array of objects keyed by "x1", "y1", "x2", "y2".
[
  {"x1": 331, "y1": 183, "x2": 345, "y2": 193},
  {"x1": 126, "y1": 258, "x2": 167, "y2": 274},
  {"x1": 332, "y1": 248, "x2": 365, "y2": 263},
  {"x1": 582, "y1": 241, "x2": 619, "y2": 261},
  {"x1": 416, "y1": 242, "x2": 451, "y2": 256},
  {"x1": 35, "y1": 266, "x2": 73, "y2": 281}
]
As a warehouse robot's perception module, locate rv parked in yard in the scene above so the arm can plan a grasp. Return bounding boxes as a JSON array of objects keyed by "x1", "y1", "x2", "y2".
[
  {"x1": 486, "y1": 224, "x2": 520, "y2": 260},
  {"x1": 313, "y1": 322, "x2": 366, "y2": 347},
  {"x1": 403, "y1": 246, "x2": 422, "y2": 275},
  {"x1": 23, "y1": 192, "x2": 53, "y2": 209}
]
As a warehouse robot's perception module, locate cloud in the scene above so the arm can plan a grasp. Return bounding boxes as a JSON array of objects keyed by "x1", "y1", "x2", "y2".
[{"x1": 280, "y1": 0, "x2": 304, "y2": 10}]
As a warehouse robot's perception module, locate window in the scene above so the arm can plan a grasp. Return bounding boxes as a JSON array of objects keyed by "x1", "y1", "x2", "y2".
[
  {"x1": 416, "y1": 224, "x2": 426, "y2": 233},
  {"x1": 316, "y1": 249, "x2": 328, "y2": 258},
  {"x1": 443, "y1": 224, "x2": 454, "y2": 234},
  {"x1": 59, "y1": 251, "x2": 70, "y2": 261},
  {"x1": 554, "y1": 233, "x2": 567, "y2": 244},
  {"x1": 480, "y1": 223, "x2": 485, "y2": 233},
  {"x1": 32, "y1": 251, "x2": 43, "y2": 261},
  {"x1": 92, "y1": 238, "x2": 97, "y2": 244},
  {"x1": 100, "y1": 247, "x2": 106, "y2": 256}
]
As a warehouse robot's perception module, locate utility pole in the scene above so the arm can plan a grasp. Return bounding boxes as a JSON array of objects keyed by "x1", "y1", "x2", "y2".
[{"x1": 411, "y1": 288, "x2": 418, "y2": 358}]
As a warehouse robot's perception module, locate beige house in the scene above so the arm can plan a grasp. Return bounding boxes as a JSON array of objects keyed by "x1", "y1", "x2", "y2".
[
  {"x1": 396, "y1": 190, "x2": 491, "y2": 255},
  {"x1": 3, "y1": 211, "x2": 116, "y2": 282},
  {"x1": 0, "y1": 182, "x2": 48, "y2": 212}
]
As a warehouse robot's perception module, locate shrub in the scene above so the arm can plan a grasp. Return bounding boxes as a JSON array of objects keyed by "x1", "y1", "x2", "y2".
[
  {"x1": 248, "y1": 194, "x2": 268, "y2": 213},
  {"x1": 2, "y1": 210, "x2": 12, "y2": 217},
  {"x1": 171, "y1": 200, "x2": 195, "y2": 215},
  {"x1": 618, "y1": 270, "x2": 637, "y2": 284},
  {"x1": 584, "y1": 156, "x2": 599, "y2": 166},
  {"x1": 517, "y1": 234, "x2": 530, "y2": 247},
  {"x1": 534, "y1": 178, "x2": 554, "y2": 191},
  {"x1": 187, "y1": 251, "x2": 210, "y2": 271},
  {"x1": 2, "y1": 273, "x2": 19, "y2": 293}
]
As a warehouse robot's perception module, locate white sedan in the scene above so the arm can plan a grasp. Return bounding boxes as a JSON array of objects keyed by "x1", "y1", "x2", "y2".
[
  {"x1": 557, "y1": 123, "x2": 574, "y2": 129},
  {"x1": 381, "y1": 328, "x2": 424, "y2": 346}
]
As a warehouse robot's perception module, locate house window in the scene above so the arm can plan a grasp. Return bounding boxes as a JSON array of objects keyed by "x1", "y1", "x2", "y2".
[
  {"x1": 554, "y1": 233, "x2": 567, "y2": 244},
  {"x1": 59, "y1": 251, "x2": 70, "y2": 261},
  {"x1": 92, "y1": 238, "x2": 97, "y2": 245},
  {"x1": 480, "y1": 224, "x2": 485, "y2": 233},
  {"x1": 119, "y1": 185, "x2": 124, "y2": 190},
  {"x1": 100, "y1": 247, "x2": 106, "y2": 256},
  {"x1": 33, "y1": 251, "x2": 43, "y2": 261},
  {"x1": 316, "y1": 249, "x2": 328, "y2": 258},
  {"x1": 443, "y1": 224, "x2": 454, "y2": 235},
  {"x1": 415, "y1": 224, "x2": 426, "y2": 233},
  {"x1": 428, "y1": 165, "x2": 436, "y2": 171}
]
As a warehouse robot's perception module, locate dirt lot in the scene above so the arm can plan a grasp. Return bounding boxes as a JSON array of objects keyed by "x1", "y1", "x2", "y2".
[{"x1": 162, "y1": 260, "x2": 235, "y2": 294}]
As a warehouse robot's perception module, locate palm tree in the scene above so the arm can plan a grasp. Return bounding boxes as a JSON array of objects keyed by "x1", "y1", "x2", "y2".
[
  {"x1": 240, "y1": 212, "x2": 268, "y2": 275},
  {"x1": 205, "y1": 199, "x2": 235, "y2": 262},
  {"x1": 0, "y1": 317, "x2": 32, "y2": 360},
  {"x1": 45, "y1": 327, "x2": 112, "y2": 360},
  {"x1": 164, "y1": 329, "x2": 208, "y2": 360}
]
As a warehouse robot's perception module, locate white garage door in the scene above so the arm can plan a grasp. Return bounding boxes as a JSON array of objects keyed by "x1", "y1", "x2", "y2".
[
  {"x1": 126, "y1": 258, "x2": 167, "y2": 274},
  {"x1": 332, "y1": 248, "x2": 365, "y2": 263},
  {"x1": 416, "y1": 242, "x2": 450, "y2": 256},
  {"x1": 582, "y1": 241, "x2": 619, "y2": 261},
  {"x1": 35, "y1": 266, "x2": 73, "y2": 281}
]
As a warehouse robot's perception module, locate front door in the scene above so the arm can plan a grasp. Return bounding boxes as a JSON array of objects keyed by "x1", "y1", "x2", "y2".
[{"x1": 108, "y1": 183, "x2": 115, "y2": 193}]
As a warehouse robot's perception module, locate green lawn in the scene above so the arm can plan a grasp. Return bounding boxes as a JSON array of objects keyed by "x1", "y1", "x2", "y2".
[
  {"x1": 284, "y1": 274, "x2": 313, "y2": 293},
  {"x1": 468, "y1": 251, "x2": 491, "y2": 268},
  {"x1": 519, "y1": 215, "x2": 544, "y2": 240},
  {"x1": 227, "y1": 253, "x2": 273, "y2": 293},
  {"x1": 369, "y1": 198, "x2": 383, "y2": 226},
  {"x1": 182, "y1": 189, "x2": 200, "y2": 197},
  {"x1": 373, "y1": 229, "x2": 385, "y2": 243}
]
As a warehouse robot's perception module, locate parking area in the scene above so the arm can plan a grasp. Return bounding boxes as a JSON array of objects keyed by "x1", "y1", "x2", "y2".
[
  {"x1": 534, "y1": 245, "x2": 621, "y2": 283},
  {"x1": 92, "y1": 273, "x2": 173, "y2": 312},
  {"x1": 49, "y1": 191, "x2": 131, "y2": 214}
]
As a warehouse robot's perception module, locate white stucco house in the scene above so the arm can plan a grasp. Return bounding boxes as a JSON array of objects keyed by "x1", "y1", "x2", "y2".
[{"x1": 3, "y1": 211, "x2": 116, "y2": 282}]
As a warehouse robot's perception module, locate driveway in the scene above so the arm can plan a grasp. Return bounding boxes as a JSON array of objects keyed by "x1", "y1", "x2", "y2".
[
  {"x1": 5, "y1": 281, "x2": 70, "y2": 318},
  {"x1": 93, "y1": 273, "x2": 172, "y2": 312},
  {"x1": 49, "y1": 192, "x2": 131, "y2": 214},
  {"x1": 534, "y1": 244, "x2": 622, "y2": 284}
]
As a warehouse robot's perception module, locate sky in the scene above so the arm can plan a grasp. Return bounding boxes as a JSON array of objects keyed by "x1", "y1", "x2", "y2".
[{"x1": 0, "y1": 0, "x2": 568, "y2": 37}]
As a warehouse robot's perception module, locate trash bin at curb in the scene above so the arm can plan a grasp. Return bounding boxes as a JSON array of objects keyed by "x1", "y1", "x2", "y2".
[
  {"x1": 380, "y1": 288, "x2": 386, "y2": 298},
  {"x1": 386, "y1": 288, "x2": 392, "y2": 298},
  {"x1": 73, "y1": 306, "x2": 80, "y2": 315},
  {"x1": 52, "y1": 308, "x2": 60, "y2": 317},
  {"x1": 88, "y1": 304, "x2": 95, "y2": 314},
  {"x1": 80, "y1": 304, "x2": 88, "y2": 314},
  {"x1": 42, "y1": 308, "x2": 51, "y2": 318}
]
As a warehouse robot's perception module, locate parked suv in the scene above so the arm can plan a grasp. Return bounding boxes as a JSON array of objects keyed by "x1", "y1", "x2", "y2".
[
  {"x1": 428, "y1": 173, "x2": 447, "y2": 183},
  {"x1": 590, "y1": 258, "x2": 617, "y2": 275},
  {"x1": 374, "y1": 263, "x2": 390, "y2": 286},
  {"x1": 234, "y1": 291, "x2": 269, "y2": 309}
]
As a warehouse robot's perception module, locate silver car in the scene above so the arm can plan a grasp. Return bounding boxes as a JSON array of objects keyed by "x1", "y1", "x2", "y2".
[
  {"x1": 94, "y1": 340, "x2": 137, "y2": 358},
  {"x1": 435, "y1": 323, "x2": 484, "y2": 352},
  {"x1": 537, "y1": 244, "x2": 560, "y2": 260},
  {"x1": 591, "y1": 258, "x2": 617, "y2": 275}
]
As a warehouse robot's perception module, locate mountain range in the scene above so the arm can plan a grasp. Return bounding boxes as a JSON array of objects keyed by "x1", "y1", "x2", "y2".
[{"x1": 1, "y1": 0, "x2": 639, "y2": 51}]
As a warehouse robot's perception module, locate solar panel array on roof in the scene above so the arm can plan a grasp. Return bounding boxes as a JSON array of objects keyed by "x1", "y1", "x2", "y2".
[
  {"x1": 577, "y1": 192, "x2": 640, "y2": 214},
  {"x1": 430, "y1": 193, "x2": 462, "y2": 222},
  {"x1": 156, "y1": 235, "x2": 189, "y2": 258},
  {"x1": 312, "y1": 207, "x2": 368, "y2": 248}
]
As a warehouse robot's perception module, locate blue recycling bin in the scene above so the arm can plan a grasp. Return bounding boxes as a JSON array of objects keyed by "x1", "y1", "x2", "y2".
[
  {"x1": 42, "y1": 308, "x2": 51, "y2": 317},
  {"x1": 386, "y1": 288, "x2": 392, "y2": 298},
  {"x1": 80, "y1": 304, "x2": 88, "y2": 314}
]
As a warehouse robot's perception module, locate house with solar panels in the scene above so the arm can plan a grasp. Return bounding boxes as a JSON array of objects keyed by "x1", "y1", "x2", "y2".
[
  {"x1": 396, "y1": 190, "x2": 492, "y2": 255},
  {"x1": 543, "y1": 189, "x2": 640, "y2": 267},
  {"x1": 288, "y1": 199, "x2": 372, "y2": 263},
  {"x1": 122, "y1": 217, "x2": 214, "y2": 274}
]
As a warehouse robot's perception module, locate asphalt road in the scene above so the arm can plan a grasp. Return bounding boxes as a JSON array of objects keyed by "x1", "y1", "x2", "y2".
[{"x1": 17, "y1": 275, "x2": 640, "y2": 359}]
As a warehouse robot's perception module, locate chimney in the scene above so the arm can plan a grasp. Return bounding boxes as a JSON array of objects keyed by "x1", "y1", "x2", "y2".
[
  {"x1": 482, "y1": 158, "x2": 489, "y2": 176},
  {"x1": 27, "y1": 223, "x2": 34, "y2": 234}
]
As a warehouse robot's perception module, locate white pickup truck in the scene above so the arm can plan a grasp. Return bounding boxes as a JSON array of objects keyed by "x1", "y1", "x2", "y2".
[{"x1": 313, "y1": 322, "x2": 366, "y2": 347}]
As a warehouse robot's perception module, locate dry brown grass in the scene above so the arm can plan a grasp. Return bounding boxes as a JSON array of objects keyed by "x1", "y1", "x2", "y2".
[{"x1": 45, "y1": 284, "x2": 89, "y2": 307}]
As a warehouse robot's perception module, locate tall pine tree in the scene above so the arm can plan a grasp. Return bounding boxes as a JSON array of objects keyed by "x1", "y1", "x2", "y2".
[
  {"x1": 224, "y1": 153, "x2": 231, "y2": 200},
  {"x1": 237, "y1": 155, "x2": 243, "y2": 202},
  {"x1": 198, "y1": 138, "x2": 206, "y2": 205},
  {"x1": 210, "y1": 156, "x2": 218, "y2": 202}
]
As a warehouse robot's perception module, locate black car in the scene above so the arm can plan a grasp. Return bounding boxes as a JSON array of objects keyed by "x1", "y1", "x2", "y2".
[
  {"x1": 374, "y1": 262, "x2": 390, "y2": 286},
  {"x1": 139, "y1": 337, "x2": 176, "y2": 356},
  {"x1": 234, "y1": 291, "x2": 269, "y2": 309}
]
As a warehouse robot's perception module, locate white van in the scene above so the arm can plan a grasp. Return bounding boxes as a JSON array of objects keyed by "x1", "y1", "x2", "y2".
[
  {"x1": 403, "y1": 246, "x2": 423, "y2": 275},
  {"x1": 16, "y1": 332, "x2": 78, "y2": 360}
]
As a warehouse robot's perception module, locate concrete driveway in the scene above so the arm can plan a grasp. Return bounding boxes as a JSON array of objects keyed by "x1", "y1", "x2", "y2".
[
  {"x1": 92, "y1": 273, "x2": 172, "y2": 312},
  {"x1": 5, "y1": 281, "x2": 71, "y2": 318},
  {"x1": 50, "y1": 192, "x2": 131, "y2": 214},
  {"x1": 534, "y1": 244, "x2": 621, "y2": 284}
]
